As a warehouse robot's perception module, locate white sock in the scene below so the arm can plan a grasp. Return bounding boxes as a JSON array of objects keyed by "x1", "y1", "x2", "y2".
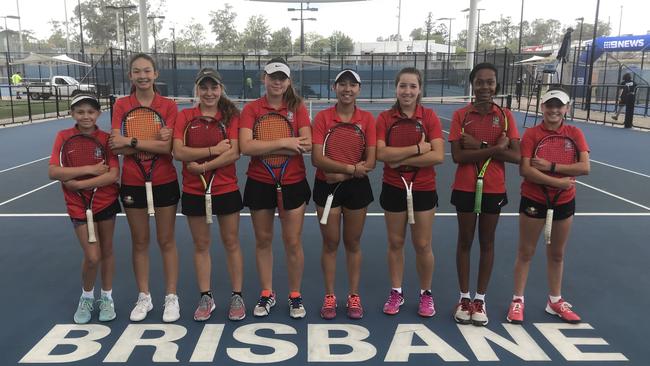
[
  {"x1": 101, "y1": 289, "x2": 113, "y2": 300},
  {"x1": 138, "y1": 292, "x2": 151, "y2": 300},
  {"x1": 420, "y1": 289, "x2": 431, "y2": 295},
  {"x1": 392, "y1": 287, "x2": 402, "y2": 294},
  {"x1": 460, "y1": 292, "x2": 470, "y2": 301},
  {"x1": 81, "y1": 288, "x2": 94, "y2": 299},
  {"x1": 513, "y1": 295, "x2": 525, "y2": 303},
  {"x1": 474, "y1": 293, "x2": 486, "y2": 302},
  {"x1": 549, "y1": 295, "x2": 562, "y2": 303}
]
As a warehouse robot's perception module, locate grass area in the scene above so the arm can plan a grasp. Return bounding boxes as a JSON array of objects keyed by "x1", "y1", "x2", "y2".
[{"x1": 0, "y1": 100, "x2": 110, "y2": 121}]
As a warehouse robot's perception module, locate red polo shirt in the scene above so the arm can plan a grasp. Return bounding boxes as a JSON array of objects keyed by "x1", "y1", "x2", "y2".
[
  {"x1": 376, "y1": 105, "x2": 444, "y2": 191},
  {"x1": 111, "y1": 93, "x2": 178, "y2": 186},
  {"x1": 448, "y1": 103, "x2": 520, "y2": 193},
  {"x1": 520, "y1": 121, "x2": 589, "y2": 205},
  {"x1": 312, "y1": 105, "x2": 376, "y2": 181},
  {"x1": 239, "y1": 96, "x2": 311, "y2": 185},
  {"x1": 173, "y1": 106, "x2": 240, "y2": 195},
  {"x1": 50, "y1": 126, "x2": 120, "y2": 220}
]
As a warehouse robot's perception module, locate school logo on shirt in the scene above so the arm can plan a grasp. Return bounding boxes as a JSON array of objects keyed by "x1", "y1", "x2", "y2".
[
  {"x1": 492, "y1": 116, "x2": 500, "y2": 127},
  {"x1": 287, "y1": 111, "x2": 294, "y2": 122},
  {"x1": 94, "y1": 147, "x2": 103, "y2": 160}
]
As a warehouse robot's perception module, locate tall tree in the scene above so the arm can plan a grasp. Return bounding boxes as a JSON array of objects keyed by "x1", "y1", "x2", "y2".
[
  {"x1": 178, "y1": 19, "x2": 208, "y2": 53},
  {"x1": 241, "y1": 15, "x2": 270, "y2": 53},
  {"x1": 269, "y1": 27, "x2": 292, "y2": 53},
  {"x1": 328, "y1": 31, "x2": 353, "y2": 54},
  {"x1": 209, "y1": 3, "x2": 239, "y2": 52}
]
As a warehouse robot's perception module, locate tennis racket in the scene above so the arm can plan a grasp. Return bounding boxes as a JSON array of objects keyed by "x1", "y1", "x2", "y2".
[
  {"x1": 60, "y1": 134, "x2": 107, "y2": 243},
  {"x1": 533, "y1": 135, "x2": 578, "y2": 245},
  {"x1": 319, "y1": 123, "x2": 366, "y2": 225},
  {"x1": 461, "y1": 102, "x2": 508, "y2": 213},
  {"x1": 253, "y1": 112, "x2": 294, "y2": 218},
  {"x1": 386, "y1": 118, "x2": 426, "y2": 224},
  {"x1": 121, "y1": 106, "x2": 165, "y2": 215},
  {"x1": 184, "y1": 116, "x2": 227, "y2": 224}
]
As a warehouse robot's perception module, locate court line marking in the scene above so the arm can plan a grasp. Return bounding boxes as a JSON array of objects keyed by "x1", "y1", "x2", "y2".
[
  {"x1": 0, "y1": 181, "x2": 58, "y2": 207},
  {"x1": 1, "y1": 212, "x2": 649, "y2": 218},
  {"x1": 589, "y1": 159, "x2": 650, "y2": 179},
  {"x1": 0, "y1": 156, "x2": 50, "y2": 174},
  {"x1": 575, "y1": 180, "x2": 650, "y2": 211}
]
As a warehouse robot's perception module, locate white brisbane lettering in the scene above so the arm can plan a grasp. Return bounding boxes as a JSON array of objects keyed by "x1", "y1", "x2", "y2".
[
  {"x1": 457, "y1": 323, "x2": 550, "y2": 361},
  {"x1": 307, "y1": 324, "x2": 377, "y2": 362},
  {"x1": 535, "y1": 323, "x2": 628, "y2": 361},
  {"x1": 19, "y1": 324, "x2": 110, "y2": 363},
  {"x1": 384, "y1": 324, "x2": 468, "y2": 362},
  {"x1": 189, "y1": 324, "x2": 225, "y2": 362},
  {"x1": 103, "y1": 324, "x2": 187, "y2": 363},
  {"x1": 226, "y1": 323, "x2": 299, "y2": 364}
]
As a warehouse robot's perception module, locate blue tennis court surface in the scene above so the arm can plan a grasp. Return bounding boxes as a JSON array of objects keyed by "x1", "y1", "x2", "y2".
[{"x1": 1, "y1": 101, "x2": 648, "y2": 365}]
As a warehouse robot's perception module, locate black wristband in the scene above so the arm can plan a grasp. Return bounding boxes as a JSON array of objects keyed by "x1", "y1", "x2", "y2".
[
  {"x1": 550, "y1": 162, "x2": 556, "y2": 173},
  {"x1": 130, "y1": 137, "x2": 138, "y2": 148}
]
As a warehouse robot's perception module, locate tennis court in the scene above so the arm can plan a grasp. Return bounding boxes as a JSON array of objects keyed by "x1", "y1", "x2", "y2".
[{"x1": 0, "y1": 100, "x2": 648, "y2": 365}]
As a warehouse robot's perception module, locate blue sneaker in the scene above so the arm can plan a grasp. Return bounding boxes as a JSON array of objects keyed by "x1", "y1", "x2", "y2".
[
  {"x1": 98, "y1": 295, "x2": 116, "y2": 322},
  {"x1": 74, "y1": 296, "x2": 94, "y2": 324}
]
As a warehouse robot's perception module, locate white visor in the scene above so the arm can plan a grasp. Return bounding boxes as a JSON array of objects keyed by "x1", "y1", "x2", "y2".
[
  {"x1": 264, "y1": 62, "x2": 290, "y2": 78},
  {"x1": 334, "y1": 69, "x2": 361, "y2": 84},
  {"x1": 541, "y1": 89, "x2": 570, "y2": 104}
]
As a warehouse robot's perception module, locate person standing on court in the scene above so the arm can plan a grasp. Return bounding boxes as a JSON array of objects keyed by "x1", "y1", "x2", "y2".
[
  {"x1": 448, "y1": 62, "x2": 520, "y2": 326},
  {"x1": 376, "y1": 67, "x2": 445, "y2": 318},
  {"x1": 611, "y1": 73, "x2": 637, "y2": 128},
  {"x1": 506, "y1": 87, "x2": 590, "y2": 324},
  {"x1": 312, "y1": 69, "x2": 376, "y2": 320},
  {"x1": 48, "y1": 93, "x2": 121, "y2": 324},
  {"x1": 239, "y1": 57, "x2": 312, "y2": 319},
  {"x1": 173, "y1": 68, "x2": 247, "y2": 322},
  {"x1": 11, "y1": 71, "x2": 23, "y2": 99},
  {"x1": 108, "y1": 53, "x2": 182, "y2": 323}
]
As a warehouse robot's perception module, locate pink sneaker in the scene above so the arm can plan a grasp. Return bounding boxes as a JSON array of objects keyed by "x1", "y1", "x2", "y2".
[
  {"x1": 506, "y1": 299, "x2": 524, "y2": 324},
  {"x1": 546, "y1": 298, "x2": 581, "y2": 323},
  {"x1": 320, "y1": 294, "x2": 337, "y2": 320},
  {"x1": 346, "y1": 294, "x2": 364, "y2": 319},
  {"x1": 417, "y1": 291, "x2": 436, "y2": 317},
  {"x1": 383, "y1": 290, "x2": 404, "y2": 315}
]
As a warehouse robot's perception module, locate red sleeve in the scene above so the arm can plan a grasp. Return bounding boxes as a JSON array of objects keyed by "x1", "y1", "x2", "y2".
[
  {"x1": 228, "y1": 115, "x2": 240, "y2": 139},
  {"x1": 295, "y1": 104, "x2": 311, "y2": 129},
  {"x1": 376, "y1": 112, "x2": 389, "y2": 142},
  {"x1": 49, "y1": 132, "x2": 64, "y2": 166},
  {"x1": 448, "y1": 110, "x2": 462, "y2": 141},
  {"x1": 239, "y1": 103, "x2": 256, "y2": 130},
  {"x1": 164, "y1": 99, "x2": 178, "y2": 130},
  {"x1": 312, "y1": 111, "x2": 327, "y2": 145},
  {"x1": 505, "y1": 108, "x2": 520, "y2": 139},
  {"x1": 363, "y1": 111, "x2": 377, "y2": 147},
  {"x1": 111, "y1": 98, "x2": 127, "y2": 130},
  {"x1": 520, "y1": 128, "x2": 537, "y2": 158},
  {"x1": 173, "y1": 109, "x2": 190, "y2": 140},
  {"x1": 425, "y1": 109, "x2": 443, "y2": 141}
]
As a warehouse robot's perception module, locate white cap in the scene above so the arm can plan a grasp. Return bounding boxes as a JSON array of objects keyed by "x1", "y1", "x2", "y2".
[
  {"x1": 334, "y1": 69, "x2": 361, "y2": 84},
  {"x1": 264, "y1": 62, "x2": 291, "y2": 78},
  {"x1": 70, "y1": 93, "x2": 100, "y2": 110},
  {"x1": 541, "y1": 89, "x2": 570, "y2": 104}
]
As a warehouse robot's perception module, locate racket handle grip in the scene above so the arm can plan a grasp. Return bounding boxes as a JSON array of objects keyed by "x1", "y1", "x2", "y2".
[
  {"x1": 145, "y1": 181, "x2": 155, "y2": 216},
  {"x1": 205, "y1": 194, "x2": 213, "y2": 224},
  {"x1": 544, "y1": 208, "x2": 554, "y2": 245},
  {"x1": 406, "y1": 192, "x2": 415, "y2": 224},
  {"x1": 320, "y1": 194, "x2": 334, "y2": 225},
  {"x1": 473, "y1": 179, "x2": 484, "y2": 214},
  {"x1": 85, "y1": 209, "x2": 97, "y2": 243},
  {"x1": 276, "y1": 186, "x2": 284, "y2": 218}
]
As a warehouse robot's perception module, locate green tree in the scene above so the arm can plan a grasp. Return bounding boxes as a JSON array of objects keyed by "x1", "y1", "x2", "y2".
[
  {"x1": 209, "y1": 3, "x2": 239, "y2": 52},
  {"x1": 328, "y1": 31, "x2": 353, "y2": 54},
  {"x1": 269, "y1": 27, "x2": 292, "y2": 53},
  {"x1": 177, "y1": 19, "x2": 208, "y2": 53},
  {"x1": 46, "y1": 20, "x2": 69, "y2": 51},
  {"x1": 241, "y1": 15, "x2": 270, "y2": 53}
]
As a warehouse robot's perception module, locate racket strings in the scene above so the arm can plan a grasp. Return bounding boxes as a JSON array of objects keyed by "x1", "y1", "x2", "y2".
[
  {"x1": 254, "y1": 114, "x2": 294, "y2": 168},
  {"x1": 185, "y1": 118, "x2": 227, "y2": 164},
  {"x1": 324, "y1": 126, "x2": 365, "y2": 165},
  {"x1": 61, "y1": 136, "x2": 106, "y2": 180},
  {"x1": 462, "y1": 118, "x2": 505, "y2": 145},
  {"x1": 123, "y1": 108, "x2": 164, "y2": 161},
  {"x1": 387, "y1": 120, "x2": 424, "y2": 172}
]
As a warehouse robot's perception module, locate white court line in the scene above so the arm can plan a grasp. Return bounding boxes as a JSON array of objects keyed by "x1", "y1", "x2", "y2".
[
  {"x1": 0, "y1": 156, "x2": 50, "y2": 174},
  {"x1": 1, "y1": 212, "x2": 649, "y2": 218},
  {"x1": 576, "y1": 180, "x2": 650, "y2": 211},
  {"x1": 589, "y1": 159, "x2": 650, "y2": 179},
  {"x1": 0, "y1": 181, "x2": 58, "y2": 207}
]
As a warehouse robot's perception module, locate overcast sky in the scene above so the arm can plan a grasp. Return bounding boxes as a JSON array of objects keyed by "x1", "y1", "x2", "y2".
[{"x1": 4, "y1": 0, "x2": 649, "y2": 45}]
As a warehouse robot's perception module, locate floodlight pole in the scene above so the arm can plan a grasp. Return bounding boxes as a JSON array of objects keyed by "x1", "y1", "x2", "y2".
[
  {"x1": 288, "y1": 2, "x2": 317, "y2": 54},
  {"x1": 148, "y1": 15, "x2": 165, "y2": 54},
  {"x1": 106, "y1": 5, "x2": 137, "y2": 54},
  {"x1": 585, "y1": 0, "x2": 600, "y2": 121}
]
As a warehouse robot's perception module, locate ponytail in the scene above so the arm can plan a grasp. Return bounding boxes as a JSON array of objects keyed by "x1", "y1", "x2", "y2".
[
  {"x1": 283, "y1": 83, "x2": 303, "y2": 113},
  {"x1": 218, "y1": 94, "x2": 240, "y2": 127}
]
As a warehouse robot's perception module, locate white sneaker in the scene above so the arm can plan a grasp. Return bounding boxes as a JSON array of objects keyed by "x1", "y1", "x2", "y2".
[
  {"x1": 163, "y1": 294, "x2": 180, "y2": 323},
  {"x1": 130, "y1": 292, "x2": 153, "y2": 322}
]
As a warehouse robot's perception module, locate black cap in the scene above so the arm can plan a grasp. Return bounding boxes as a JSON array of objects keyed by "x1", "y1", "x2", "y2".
[{"x1": 195, "y1": 67, "x2": 223, "y2": 85}]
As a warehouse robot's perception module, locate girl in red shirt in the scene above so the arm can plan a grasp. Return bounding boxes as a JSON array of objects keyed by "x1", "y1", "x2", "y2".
[
  {"x1": 311, "y1": 69, "x2": 376, "y2": 320},
  {"x1": 448, "y1": 63, "x2": 520, "y2": 326},
  {"x1": 506, "y1": 87, "x2": 590, "y2": 324},
  {"x1": 108, "y1": 53, "x2": 181, "y2": 323},
  {"x1": 173, "y1": 68, "x2": 245, "y2": 322},
  {"x1": 48, "y1": 93, "x2": 120, "y2": 324},
  {"x1": 239, "y1": 58, "x2": 312, "y2": 319},
  {"x1": 376, "y1": 67, "x2": 445, "y2": 317}
]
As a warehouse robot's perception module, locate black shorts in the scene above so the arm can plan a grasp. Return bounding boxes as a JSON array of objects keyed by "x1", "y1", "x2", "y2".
[
  {"x1": 519, "y1": 196, "x2": 576, "y2": 221},
  {"x1": 71, "y1": 199, "x2": 122, "y2": 226},
  {"x1": 120, "y1": 180, "x2": 180, "y2": 209},
  {"x1": 451, "y1": 189, "x2": 508, "y2": 214},
  {"x1": 181, "y1": 190, "x2": 243, "y2": 216},
  {"x1": 243, "y1": 178, "x2": 311, "y2": 211},
  {"x1": 313, "y1": 177, "x2": 374, "y2": 210},
  {"x1": 380, "y1": 182, "x2": 438, "y2": 212}
]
